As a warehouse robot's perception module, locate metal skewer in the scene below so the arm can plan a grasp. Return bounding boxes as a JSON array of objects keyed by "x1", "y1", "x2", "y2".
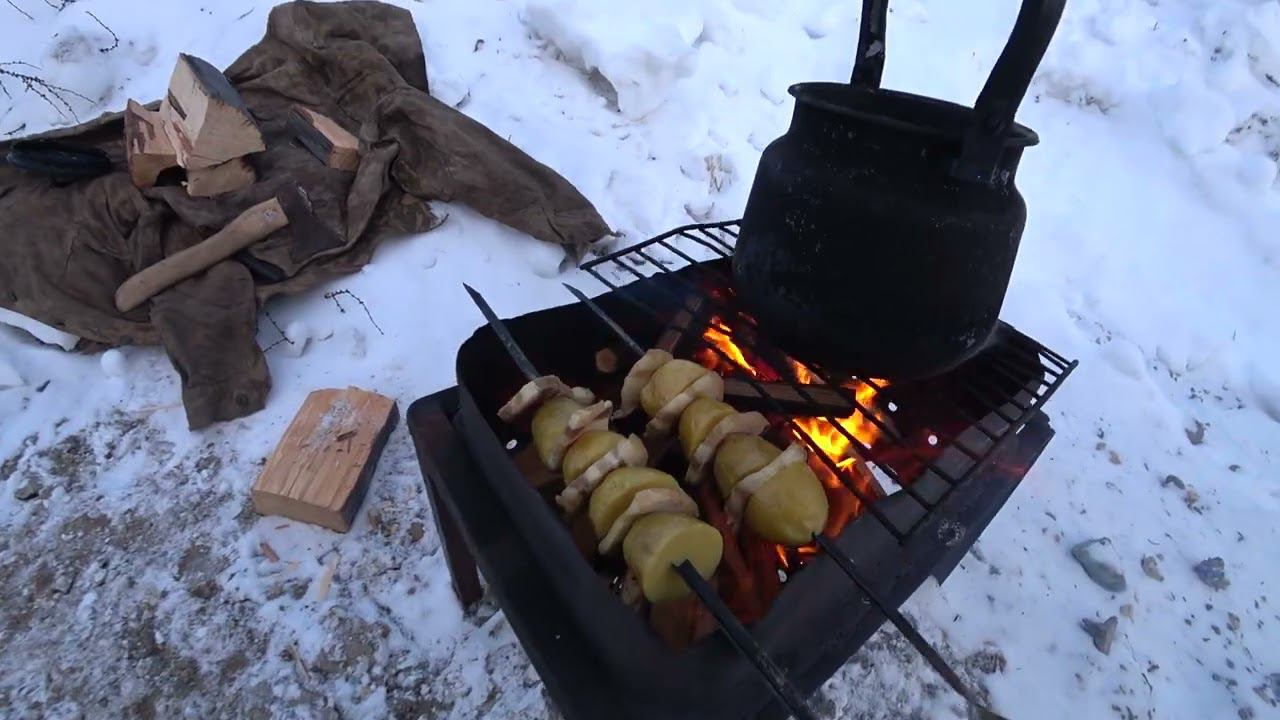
[
  {"x1": 811, "y1": 534, "x2": 1007, "y2": 720},
  {"x1": 463, "y1": 283, "x2": 541, "y2": 381},
  {"x1": 672, "y1": 562, "x2": 818, "y2": 720},
  {"x1": 562, "y1": 282, "x2": 646, "y2": 357}
]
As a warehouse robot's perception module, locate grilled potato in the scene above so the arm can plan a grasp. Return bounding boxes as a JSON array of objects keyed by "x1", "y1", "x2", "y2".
[
  {"x1": 639, "y1": 359, "x2": 714, "y2": 417},
  {"x1": 712, "y1": 434, "x2": 781, "y2": 498},
  {"x1": 744, "y1": 462, "x2": 828, "y2": 545},
  {"x1": 623, "y1": 513, "x2": 724, "y2": 603},
  {"x1": 561, "y1": 430, "x2": 624, "y2": 484},
  {"x1": 531, "y1": 396, "x2": 586, "y2": 467},
  {"x1": 677, "y1": 397, "x2": 737, "y2": 460},
  {"x1": 588, "y1": 467, "x2": 680, "y2": 539}
]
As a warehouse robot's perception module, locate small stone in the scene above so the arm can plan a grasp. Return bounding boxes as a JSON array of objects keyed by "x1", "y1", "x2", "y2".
[
  {"x1": 1141, "y1": 555, "x2": 1164, "y2": 581},
  {"x1": 13, "y1": 476, "x2": 40, "y2": 500},
  {"x1": 1227, "y1": 612, "x2": 1240, "y2": 632},
  {"x1": 50, "y1": 568, "x2": 77, "y2": 594},
  {"x1": 1186, "y1": 420, "x2": 1206, "y2": 445},
  {"x1": 1194, "y1": 557, "x2": 1230, "y2": 590},
  {"x1": 408, "y1": 522, "x2": 425, "y2": 544},
  {"x1": 188, "y1": 579, "x2": 221, "y2": 600},
  {"x1": 1108, "y1": 450, "x2": 1123, "y2": 465},
  {"x1": 1228, "y1": 464, "x2": 1241, "y2": 473},
  {"x1": 1162, "y1": 474, "x2": 1185, "y2": 490},
  {"x1": 1120, "y1": 603, "x2": 1134, "y2": 620},
  {"x1": 1080, "y1": 616, "x2": 1118, "y2": 655},
  {"x1": 1072, "y1": 538, "x2": 1127, "y2": 592}
]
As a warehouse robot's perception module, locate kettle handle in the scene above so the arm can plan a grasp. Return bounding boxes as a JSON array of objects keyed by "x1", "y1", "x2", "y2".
[{"x1": 851, "y1": 0, "x2": 1067, "y2": 185}]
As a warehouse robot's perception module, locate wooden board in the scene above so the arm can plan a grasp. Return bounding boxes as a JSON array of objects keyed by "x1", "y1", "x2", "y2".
[
  {"x1": 288, "y1": 106, "x2": 360, "y2": 171},
  {"x1": 252, "y1": 387, "x2": 398, "y2": 532},
  {"x1": 185, "y1": 156, "x2": 255, "y2": 197},
  {"x1": 161, "y1": 53, "x2": 265, "y2": 169},
  {"x1": 123, "y1": 99, "x2": 177, "y2": 188}
]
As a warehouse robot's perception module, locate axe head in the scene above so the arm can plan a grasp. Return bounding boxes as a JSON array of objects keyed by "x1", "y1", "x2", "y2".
[{"x1": 275, "y1": 184, "x2": 346, "y2": 261}]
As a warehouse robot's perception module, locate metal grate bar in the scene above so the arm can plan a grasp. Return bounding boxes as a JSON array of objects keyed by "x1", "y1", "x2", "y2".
[
  {"x1": 580, "y1": 219, "x2": 1077, "y2": 542},
  {"x1": 586, "y1": 269, "x2": 912, "y2": 541}
]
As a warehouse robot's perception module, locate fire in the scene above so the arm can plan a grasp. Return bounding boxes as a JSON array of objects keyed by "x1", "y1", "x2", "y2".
[
  {"x1": 700, "y1": 321, "x2": 759, "y2": 377},
  {"x1": 695, "y1": 317, "x2": 892, "y2": 574}
]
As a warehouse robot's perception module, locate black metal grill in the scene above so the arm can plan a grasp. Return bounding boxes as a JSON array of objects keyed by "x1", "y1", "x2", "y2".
[{"x1": 581, "y1": 220, "x2": 1076, "y2": 547}]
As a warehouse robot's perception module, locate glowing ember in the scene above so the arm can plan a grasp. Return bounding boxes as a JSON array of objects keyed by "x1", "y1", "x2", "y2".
[{"x1": 699, "y1": 320, "x2": 758, "y2": 377}]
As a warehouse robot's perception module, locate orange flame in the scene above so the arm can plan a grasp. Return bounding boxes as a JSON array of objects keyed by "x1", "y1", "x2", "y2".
[{"x1": 695, "y1": 318, "x2": 892, "y2": 573}]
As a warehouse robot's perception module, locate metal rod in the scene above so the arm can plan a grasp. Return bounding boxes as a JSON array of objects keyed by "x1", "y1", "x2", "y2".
[
  {"x1": 811, "y1": 535, "x2": 1008, "y2": 720},
  {"x1": 672, "y1": 561, "x2": 818, "y2": 720},
  {"x1": 462, "y1": 284, "x2": 541, "y2": 382},
  {"x1": 562, "y1": 283, "x2": 646, "y2": 357}
]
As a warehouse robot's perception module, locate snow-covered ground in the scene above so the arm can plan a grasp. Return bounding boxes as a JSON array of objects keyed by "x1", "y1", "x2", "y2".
[{"x1": 2, "y1": 0, "x2": 1279, "y2": 718}]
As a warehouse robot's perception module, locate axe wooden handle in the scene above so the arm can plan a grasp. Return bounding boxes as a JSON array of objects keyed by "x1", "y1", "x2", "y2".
[{"x1": 115, "y1": 197, "x2": 289, "y2": 312}]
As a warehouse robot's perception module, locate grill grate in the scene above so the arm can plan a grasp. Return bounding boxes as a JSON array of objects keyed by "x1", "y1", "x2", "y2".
[{"x1": 581, "y1": 220, "x2": 1077, "y2": 546}]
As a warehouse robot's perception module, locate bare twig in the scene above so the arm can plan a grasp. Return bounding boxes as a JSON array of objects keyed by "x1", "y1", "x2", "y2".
[
  {"x1": 236, "y1": 7, "x2": 253, "y2": 20},
  {"x1": 3, "y1": 122, "x2": 26, "y2": 136},
  {"x1": 0, "y1": 61, "x2": 92, "y2": 120},
  {"x1": 324, "y1": 289, "x2": 384, "y2": 335},
  {"x1": 261, "y1": 309, "x2": 295, "y2": 353},
  {"x1": 5, "y1": 0, "x2": 33, "y2": 20},
  {"x1": 42, "y1": 0, "x2": 77, "y2": 10},
  {"x1": 85, "y1": 11, "x2": 118, "y2": 53}
]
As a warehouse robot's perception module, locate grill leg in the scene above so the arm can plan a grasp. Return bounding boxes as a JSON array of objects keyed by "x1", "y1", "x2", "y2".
[{"x1": 424, "y1": 471, "x2": 484, "y2": 608}]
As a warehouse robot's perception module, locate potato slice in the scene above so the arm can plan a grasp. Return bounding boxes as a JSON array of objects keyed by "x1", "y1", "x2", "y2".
[
  {"x1": 623, "y1": 514, "x2": 724, "y2": 603},
  {"x1": 713, "y1": 434, "x2": 782, "y2": 498},
  {"x1": 640, "y1": 359, "x2": 715, "y2": 417},
  {"x1": 616, "y1": 349, "x2": 673, "y2": 418},
  {"x1": 643, "y1": 371, "x2": 725, "y2": 443},
  {"x1": 744, "y1": 461, "x2": 829, "y2": 546},
  {"x1": 677, "y1": 398, "x2": 736, "y2": 459},
  {"x1": 684, "y1": 411, "x2": 769, "y2": 486},
  {"x1": 531, "y1": 397, "x2": 611, "y2": 470},
  {"x1": 588, "y1": 467, "x2": 680, "y2": 538},
  {"x1": 556, "y1": 434, "x2": 647, "y2": 514},
  {"x1": 562, "y1": 430, "x2": 624, "y2": 485},
  {"x1": 598, "y1": 487, "x2": 698, "y2": 555}
]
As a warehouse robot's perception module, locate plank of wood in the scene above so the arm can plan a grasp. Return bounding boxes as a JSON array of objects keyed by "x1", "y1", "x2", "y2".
[
  {"x1": 288, "y1": 106, "x2": 360, "y2": 171},
  {"x1": 722, "y1": 377, "x2": 854, "y2": 416},
  {"x1": 185, "y1": 156, "x2": 255, "y2": 197},
  {"x1": 160, "y1": 53, "x2": 265, "y2": 169},
  {"x1": 123, "y1": 99, "x2": 177, "y2": 188},
  {"x1": 251, "y1": 387, "x2": 398, "y2": 532}
]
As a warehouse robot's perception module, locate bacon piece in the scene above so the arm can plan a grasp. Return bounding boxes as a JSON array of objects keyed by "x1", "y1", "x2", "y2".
[
  {"x1": 543, "y1": 400, "x2": 612, "y2": 470},
  {"x1": 683, "y1": 411, "x2": 768, "y2": 486},
  {"x1": 643, "y1": 372, "x2": 724, "y2": 443},
  {"x1": 725, "y1": 444, "x2": 807, "y2": 527},
  {"x1": 498, "y1": 376, "x2": 595, "y2": 422},
  {"x1": 598, "y1": 488, "x2": 699, "y2": 555},
  {"x1": 615, "y1": 349, "x2": 673, "y2": 418},
  {"x1": 556, "y1": 434, "x2": 648, "y2": 514}
]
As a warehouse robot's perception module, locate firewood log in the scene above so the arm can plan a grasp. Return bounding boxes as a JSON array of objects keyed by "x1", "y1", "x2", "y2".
[
  {"x1": 160, "y1": 54, "x2": 265, "y2": 169},
  {"x1": 123, "y1": 99, "x2": 177, "y2": 188}
]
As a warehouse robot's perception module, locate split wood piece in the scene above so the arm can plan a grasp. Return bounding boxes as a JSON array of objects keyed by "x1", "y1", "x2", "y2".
[
  {"x1": 251, "y1": 387, "x2": 398, "y2": 532},
  {"x1": 124, "y1": 99, "x2": 178, "y2": 188},
  {"x1": 161, "y1": 53, "x2": 265, "y2": 169},
  {"x1": 722, "y1": 377, "x2": 855, "y2": 417},
  {"x1": 185, "y1": 156, "x2": 256, "y2": 197},
  {"x1": 288, "y1": 106, "x2": 360, "y2": 171}
]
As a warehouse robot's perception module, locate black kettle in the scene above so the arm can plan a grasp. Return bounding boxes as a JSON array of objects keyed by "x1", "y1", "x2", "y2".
[{"x1": 733, "y1": 0, "x2": 1066, "y2": 380}]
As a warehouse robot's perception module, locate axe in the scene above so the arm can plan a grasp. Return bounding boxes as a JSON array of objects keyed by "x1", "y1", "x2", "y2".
[{"x1": 114, "y1": 184, "x2": 340, "y2": 312}]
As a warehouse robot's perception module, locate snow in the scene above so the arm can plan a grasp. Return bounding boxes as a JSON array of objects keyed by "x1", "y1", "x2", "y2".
[{"x1": 2, "y1": 0, "x2": 1279, "y2": 719}]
